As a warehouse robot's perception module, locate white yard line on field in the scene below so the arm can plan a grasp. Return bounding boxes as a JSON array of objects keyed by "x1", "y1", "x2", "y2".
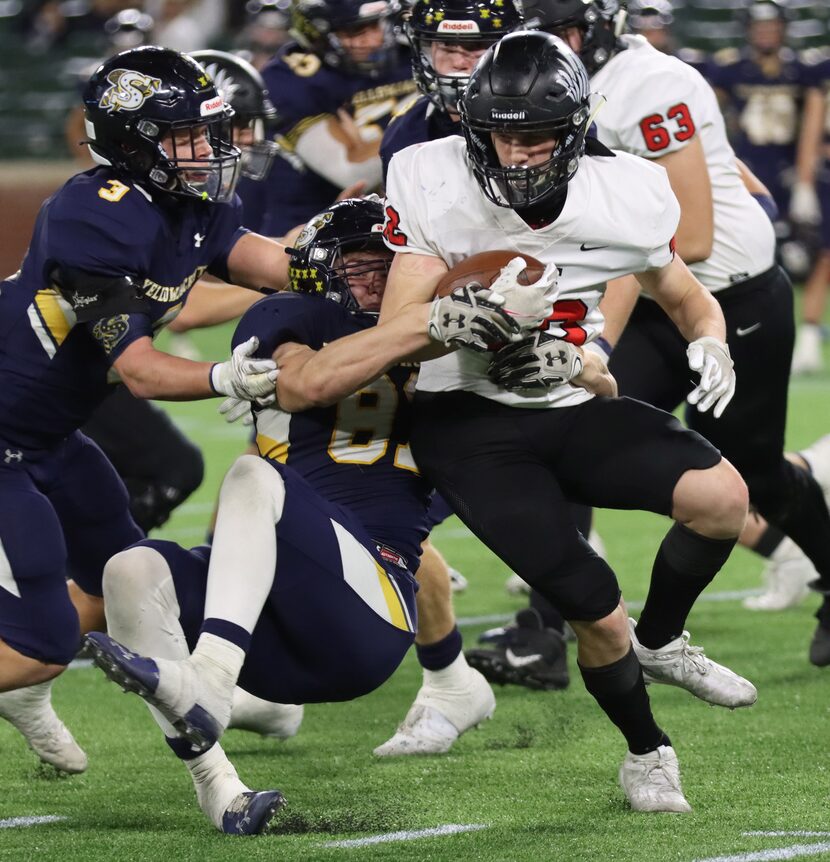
[
  {"x1": 319, "y1": 823, "x2": 488, "y2": 849},
  {"x1": 456, "y1": 587, "x2": 761, "y2": 628},
  {"x1": 0, "y1": 815, "x2": 66, "y2": 829},
  {"x1": 745, "y1": 834, "x2": 830, "y2": 839},
  {"x1": 695, "y1": 842, "x2": 830, "y2": 862}
]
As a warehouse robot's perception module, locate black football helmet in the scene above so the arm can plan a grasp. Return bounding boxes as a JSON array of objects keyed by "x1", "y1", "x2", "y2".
[
  {"x1": 190, "y1": 50, "x2": 279, "y2": 181},
  {"x1": 291, "y1": 0, "x2": 398, "y2": 76},
  {"x1": 404, "y1": 0, "x2": 523, "y2": 113},
  {"x1": 522, "y1": 0, "x2": 625, "y2": 74},
  {"x1": 459, "y1": 30, "x2": 591, "y2": 209},
  {"x1": 83, "y1": 46, "x2": 240, "y2": 203},
  {"x1": 287, "y1": 197, "x2": 389, "y2": 313}
]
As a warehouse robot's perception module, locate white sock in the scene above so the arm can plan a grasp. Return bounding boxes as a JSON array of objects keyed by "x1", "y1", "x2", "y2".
[
  {"x1": 203, "y1": 456, "x2": 285, "y2": 633},
  {"x1": 423, "y1": 652, "x2": 472, "y2": 690},
  {"x1": 185, "y1": 743, "x2": 248, "y2": 829}
]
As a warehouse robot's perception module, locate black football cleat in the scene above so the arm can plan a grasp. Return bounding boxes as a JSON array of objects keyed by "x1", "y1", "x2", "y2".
[
  {"x1": 466, "y1": 608, "x2": 569, "y2": 691},
  {"x1": 809, "y1": 622, "x2": 830, "y2": 667}
]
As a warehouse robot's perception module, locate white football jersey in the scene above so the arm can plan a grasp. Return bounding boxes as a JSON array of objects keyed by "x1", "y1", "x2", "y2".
[
  {"x1": 384, "y1": 135, "x2": 679, "y2": 409},
  {"x1": 591, "y1": 35, "x2": 776, "y2": 291}
]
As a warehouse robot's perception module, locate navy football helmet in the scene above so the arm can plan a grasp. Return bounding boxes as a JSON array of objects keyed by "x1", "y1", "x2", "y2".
[
  {"x1": 522, "y1": 0, "x2": 625, "y2": 74},
  {"x1": 404, "y1": 0, "x2": 523, "y2": 113},
  {"x1": 83, "y1": 46, "x2": 241, "y2": 203},
  {"x1": 190, "y1": 50, "x2": 279, "y2": 181},
  {"x1": 290, "y1": 0, "x2": 398, "y2": 76},
  {"x1": 459, "y1": 30, "x2": 592, "y2": 209},
  {"x1": 287, "y1": 197, "x2": 389, "y2": 313}
]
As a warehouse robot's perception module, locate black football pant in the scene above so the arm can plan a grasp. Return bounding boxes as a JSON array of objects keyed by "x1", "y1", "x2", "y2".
[
  {"x1": 83, "y1": 386, "x2": 204, "y2": 532},
  {"x1": 609, "y1": 264, "x2": 830, "y2": 583}
]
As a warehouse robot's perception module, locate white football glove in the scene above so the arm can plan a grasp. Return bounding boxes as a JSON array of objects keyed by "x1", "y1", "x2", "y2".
[
  {"x1": 428, "y1": 284, "x2": 522, "y2": 352},
  {"x1": 488, "y1": 331, "x2": 584, "y2": 392},
  {"x1": 686, "y1": 336, "x2": 735, "y2": 419},
  {"x1": 210, "y1": 336, "x2": 278, "y2": 401},
  {"x1": 790, "y1": 181, "x2": 821, "y2": 226},
  {"x1": 489, "y1": 256, "x2": 558, "y2": 329},
  {"x1": 218, "y1": 397, "x2": 255, "y2": 425}
]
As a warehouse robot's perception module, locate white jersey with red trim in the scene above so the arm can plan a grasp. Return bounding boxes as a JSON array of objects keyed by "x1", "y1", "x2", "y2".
[
  {"x1": 383, "y1": 135, "x2": 679, "y2": 409},
  {"x1": 591, "y1": 35, "x2": 776, "y2": 291}
]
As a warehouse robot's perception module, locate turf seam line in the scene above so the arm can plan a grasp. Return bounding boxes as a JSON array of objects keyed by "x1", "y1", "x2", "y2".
[{"x1": 318, "y1": 823, "x2": 488, "y2": 848}]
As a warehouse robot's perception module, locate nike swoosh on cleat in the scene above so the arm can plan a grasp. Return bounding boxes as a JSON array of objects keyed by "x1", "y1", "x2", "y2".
[
  {"x1": 580, "y1": 243, "x2": 609, "y2": 252},
  {"x1": 736, "y1": 323, "x2": 761, "y2": 336},
  {"x1": 505, "y1": 648, "x2": 543, "y2": 668}
]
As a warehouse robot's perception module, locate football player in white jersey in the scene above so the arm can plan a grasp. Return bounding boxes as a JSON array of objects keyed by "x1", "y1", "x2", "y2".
[
  {"x1": 381, "y1": 31, "x2": 754, "y2": 813},
  {"x1": 525, "y1": 0, "x2": 830, "y2": 645}
]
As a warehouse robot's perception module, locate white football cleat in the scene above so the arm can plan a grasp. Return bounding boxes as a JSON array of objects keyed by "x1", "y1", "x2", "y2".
[
  {"x1": 619, "y1": 745, "x2": 692, "y2": 813},
  {"x1": 790, "y1": 324, "x2": 823, "y2": 375},
  {"x1": 373, "y1": 666, "x2": 495, "y2": 756},
  {"x1": 743, "y1": 538, "x2": 814, "y2": 611},
  {"x1": 448, "y1": 567, "x2": 469, "y2": 593},
  {"x1": 0, "y1": 681, "x2": 87, "y2": 773},
  {"x1": 228, "y1": 688, "x2": 303, "y2": 740},
  {"x1": 799, "y1": 434, "x2": 830, "y2": 503},
  {"x1": 505, "y1": 573, "x2": 531, "y2": 595},
  {"x1": 628, "y1": 619, "x2": 757, "y2": 709}
]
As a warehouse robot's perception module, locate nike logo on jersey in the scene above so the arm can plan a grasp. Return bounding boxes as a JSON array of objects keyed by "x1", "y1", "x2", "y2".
[
  {"x1": 580, "y1": 243, "x2": 609, "y2": 252},
  {"x1": 736, "y1": 323, "x2": 761, "y2": 337},
  {"x1": 505, "y1": 648, "x2": 542, "y2": 668},
  {"x1": 194, "y1": 233, "x2": 205, "y2": 248}
]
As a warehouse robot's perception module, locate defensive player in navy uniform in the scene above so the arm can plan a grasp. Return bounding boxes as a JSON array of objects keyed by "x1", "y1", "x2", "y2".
[
  {"x1": 790, "y1": 48, "x2": 830, "y2": 374},
  {"x1": 81, "y1": 197, "x2": 546, "y2": 833},
  {"x1": 0, "y1": 46, "x2": 297, "y2": 774},
  {"x1": 705, "y1": 0, "x2": 809, "y2": 223},
  {"x1": 246, "y1": 0, "x2": 418, "y2": 236}
]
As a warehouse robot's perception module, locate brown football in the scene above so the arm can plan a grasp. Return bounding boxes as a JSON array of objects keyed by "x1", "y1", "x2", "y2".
[{"x1": 434, "y1": 250, "x2": 546, "y2": 298}]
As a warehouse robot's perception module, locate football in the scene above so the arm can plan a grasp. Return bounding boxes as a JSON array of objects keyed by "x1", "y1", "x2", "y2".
[{"x1": 434, "y1": 250, "x2": 545, "y2": 298}]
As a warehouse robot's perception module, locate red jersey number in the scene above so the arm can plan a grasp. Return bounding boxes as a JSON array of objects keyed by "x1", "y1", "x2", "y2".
[
  {"x1": 639, "y1": 102, "x2": 697, "y2": 153},
  {"x1": 383, "y1": 205, "x2": 408, "y2": 247},
  {"x1": 543, "y1": 299, "x2": 589, "y2": 346}
]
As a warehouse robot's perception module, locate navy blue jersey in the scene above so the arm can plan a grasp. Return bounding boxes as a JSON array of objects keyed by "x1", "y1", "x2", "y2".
[
  {"x1": 804, "y1": 52, "x2": 830, "y2": 150},
  {"x1": 705, "y1": 47, "x2": 810, "y2": 187},
  {"x1": 380, "y1": 95, "x2": 461, "y2": 182},
  {"x1": 244, "y1": 43, "x2": 417, "y2": 236},
  {"x1": 233, "y1": 293, "x2": 431, "y2": 572},
  {"x1": 0, "y1": 167, "x2": 246, "y2": 450}
]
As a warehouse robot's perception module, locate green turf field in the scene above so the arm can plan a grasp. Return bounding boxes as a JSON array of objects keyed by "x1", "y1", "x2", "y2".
[{"x1": 2, "y1": 322, "x2": 830, "y2": 862}]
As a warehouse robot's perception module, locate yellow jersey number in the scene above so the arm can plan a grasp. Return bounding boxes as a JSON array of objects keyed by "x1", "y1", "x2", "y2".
[
  {"x1": 98, "y1": 180, "x2": 130, "y2": 203},
  {"x1": 328, "y1": 372, "x2": 418, "y2": 472}
]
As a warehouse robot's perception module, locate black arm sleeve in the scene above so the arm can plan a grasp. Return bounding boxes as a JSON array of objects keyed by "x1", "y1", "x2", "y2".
[{"x1": 50, "y1": 265, "x2": 152, "y2": 324}]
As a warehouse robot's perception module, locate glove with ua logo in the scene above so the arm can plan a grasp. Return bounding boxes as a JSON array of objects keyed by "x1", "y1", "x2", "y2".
[
  {"x1": 489, "y1": 330, "x2": 584, "y2": 392},
  {"x1": 427, "y1": 284, "x2": 523, "y2": 353}
]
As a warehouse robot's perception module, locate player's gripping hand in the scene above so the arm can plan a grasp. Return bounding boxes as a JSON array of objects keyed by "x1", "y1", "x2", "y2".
[
  {"x1": 210, "y1": 336, "x2": 279, "y2": 401},
  {"x1": 218, "y1": 397, "x2": 254, "y2": 425},
  {"x1": 490, "y1": 257, "x2": 558, "y2": 327},
  {"x1": 686, "y1": 336, "x2": 735, "y2": 418},
  {"x1": 428, "y1": 285, "x2": 522, "y2": 352},
  {"x1": 488, "y1": 331, "x2": 584, "y2": 392}
]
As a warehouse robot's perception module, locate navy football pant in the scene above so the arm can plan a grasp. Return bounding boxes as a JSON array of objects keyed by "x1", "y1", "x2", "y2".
[
  {"x1": 0, "y1": 431, "x2": 143, "y2": 664},
  {"x1": 137, "y1": 461, "x2": 416, "y2": 704}
]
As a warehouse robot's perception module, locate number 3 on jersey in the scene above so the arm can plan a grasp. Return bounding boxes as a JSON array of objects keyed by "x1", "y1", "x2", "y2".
[
  {"x1": 639, "y1": 103, "x2": 696, "y2": 153},
  {"x1": 328, "y1": 371, "x2": 418, "y2": 472}
]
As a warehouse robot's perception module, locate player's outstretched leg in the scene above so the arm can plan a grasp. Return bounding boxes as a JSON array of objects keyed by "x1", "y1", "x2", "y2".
[
  {"x1": 632, "y1": 461, "x2": 756, "y2": 708},
  {"x1": 374, "y1": 540, "x2": 495, "y2": 756},
  {"x1": 93, "y1": 543, "x2": 285, "y2": 834},
  {"x1": 0, "y1": 678, "x2": 87, "y2": 774}
]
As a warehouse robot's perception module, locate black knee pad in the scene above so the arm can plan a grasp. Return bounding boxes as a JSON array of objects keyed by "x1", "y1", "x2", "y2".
[{"x1": 524, "y1": 542, "x2": 621, "y2": 622}]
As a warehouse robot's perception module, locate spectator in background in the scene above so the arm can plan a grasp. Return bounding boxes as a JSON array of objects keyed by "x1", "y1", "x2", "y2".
[{"x1": 626, "y1": 0, "x2": 707, "y2": 71}]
